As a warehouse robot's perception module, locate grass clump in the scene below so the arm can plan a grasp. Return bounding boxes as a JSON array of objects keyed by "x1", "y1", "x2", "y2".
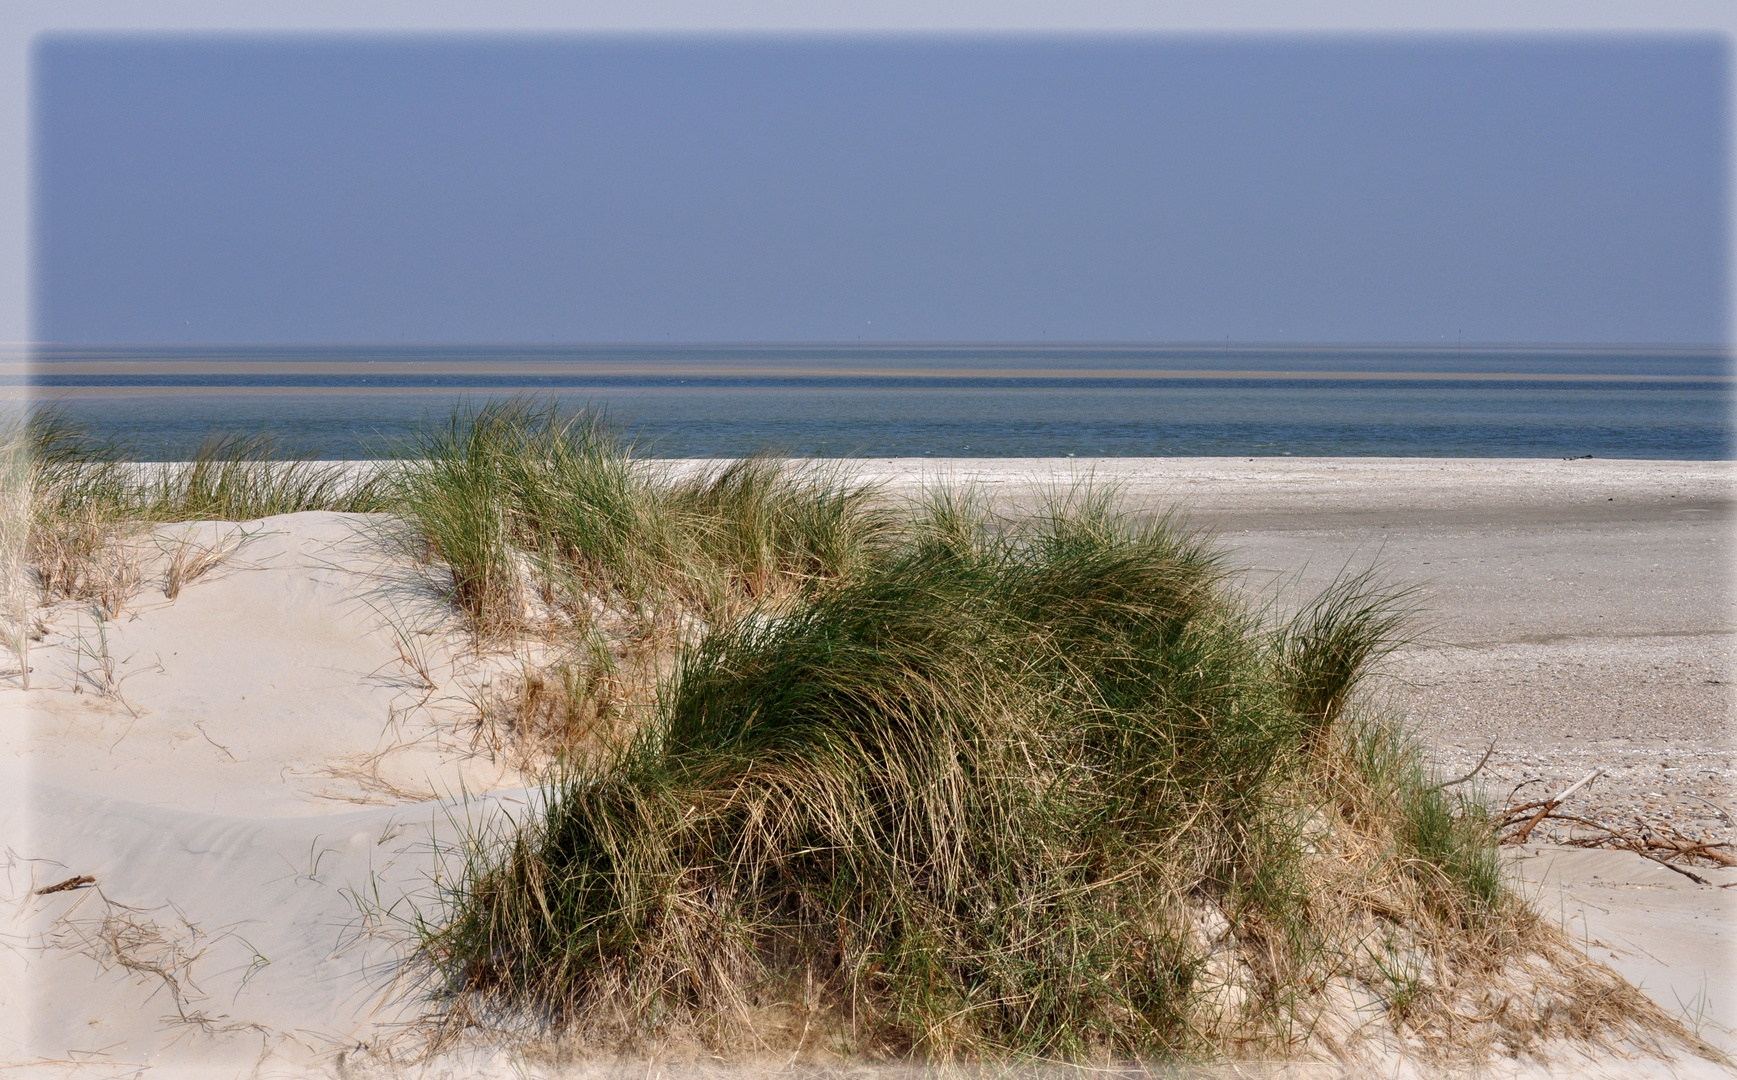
[
  {"x1": 393, "y1": 400, "x2": 894, "y2": 776},
  {"x1": 1354, "y1": 719, "x2": 1504, "y2": 922},
  {"x1": 421, "y1": 494, "x2": 1432, "y2": 1060},
  {"x1": 1275, "y1": 568, "x2": 1413, "y2": 748},
  {"x1": 417, "y1": 480, "x2": 1702, "y2": 1066},
  {"x1": 394, "y1": 398, "x2": 889, "y2": 639}
]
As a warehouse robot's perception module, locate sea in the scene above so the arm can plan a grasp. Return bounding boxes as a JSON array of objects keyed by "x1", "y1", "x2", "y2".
[{"x1": 13, "y1": 343, "x2": 1732, "y2": 460}]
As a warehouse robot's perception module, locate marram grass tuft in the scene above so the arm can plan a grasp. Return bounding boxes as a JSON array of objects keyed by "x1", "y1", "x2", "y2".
[
  {"x1": 416, "y1": 490, "x2": 1553, "y2": 1062},
  {"x1": 392, "y1": 398, "x2": 890, "y2": 638}
]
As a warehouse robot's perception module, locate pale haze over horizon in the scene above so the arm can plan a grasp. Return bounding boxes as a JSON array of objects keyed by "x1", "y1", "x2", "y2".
[{"x1": 31, "y1": 35, "x2": 1731, "y2": 347}]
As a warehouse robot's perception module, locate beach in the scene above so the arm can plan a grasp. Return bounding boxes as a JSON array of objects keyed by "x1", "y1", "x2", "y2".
[{"x1": 3, "y1": 456, "x2": 1731, "y2": 1076}]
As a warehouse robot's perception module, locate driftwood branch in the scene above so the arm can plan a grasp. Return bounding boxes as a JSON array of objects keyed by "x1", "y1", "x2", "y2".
[
  {"x1": 1632, "y1": 850, "x2": 1711, "y2": 886},
  {"x1": 1432, "y1": 739, "x2": 1496, "y2": 791},
  {"x1": 1498, "y1": 777, "x2": 1737, "y2": 883},
  {"x1": 1509, "y1": 768, "x2": 1605, "y2": 844}
]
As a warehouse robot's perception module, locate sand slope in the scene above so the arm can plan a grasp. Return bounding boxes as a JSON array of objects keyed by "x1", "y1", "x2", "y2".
[{"x1": 3, "y1": 512, "x2": 527, "y2": 1075}]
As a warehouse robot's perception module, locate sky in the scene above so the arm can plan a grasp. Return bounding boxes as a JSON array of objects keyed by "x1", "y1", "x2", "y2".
[{"x1": 30, "y1": 35, "x2": 1731, "y2": 345}]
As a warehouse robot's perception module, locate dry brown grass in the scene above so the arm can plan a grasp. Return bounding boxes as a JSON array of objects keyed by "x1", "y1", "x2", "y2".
[
  {"x1": 41, "y1": 886, "x2": 213, "y2": 1023},
  {"x1": 32, "y1": 509, "x2": 121, "y2": 609},
  {"x1": 158, "y1": 525, "x2": 258, "y2": 600},
  {"x1": 1193, "y1": 715, "x2": 1727, "y2": 1068},
  {"x1": 0, "y1": 447, "x2": 31, "y2": 688},
  {"x1": 468, "y1": 646, "x2": 654, "y2": 773},
  {"x1": 14, "y1": 408, "x2": 386, "y2": 623}
]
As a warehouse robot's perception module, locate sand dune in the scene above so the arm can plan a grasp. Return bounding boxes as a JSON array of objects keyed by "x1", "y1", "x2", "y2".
[{"x1": 3, "y1": 458, "x2": 1731, "y2": 1077}]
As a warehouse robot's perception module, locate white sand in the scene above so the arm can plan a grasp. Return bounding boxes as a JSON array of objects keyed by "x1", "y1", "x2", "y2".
[
  {"x1": 1, "y1": 458, "x2": 1731, "y2": 1077},
  {"x1": 2, "y1": 512, "x2": 531, "y2": 1075}
]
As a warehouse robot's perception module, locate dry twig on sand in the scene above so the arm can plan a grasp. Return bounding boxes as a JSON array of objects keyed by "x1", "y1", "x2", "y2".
[{"x1": 42, "y1": 889, "x2": 216, "y2": 1021}]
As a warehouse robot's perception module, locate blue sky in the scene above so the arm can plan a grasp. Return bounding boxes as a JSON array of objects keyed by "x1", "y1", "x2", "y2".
[{"x1": 31, "y1": 35, "x2": 1730, "y2": 345}]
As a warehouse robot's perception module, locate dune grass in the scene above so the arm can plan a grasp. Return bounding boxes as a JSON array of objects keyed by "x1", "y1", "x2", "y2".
[
  {"x1": 428, "y1": 500, "x2": 1277, "y2": 1055},
  {"x1": 0, "y1": 426, "x2": 31, "y2": 686},
  {"x1": 406, "y1": 484, "x2": 1611, "y2": 1063},
  {"x1": 24, "y1": 407, "x2": 389, "y2": 519},
  {"x1": 10, "y1": 407, "x2": 390, "y2": 610},
  {"x1": 392, "y1": 398, "x2": 889, "y2": 640},
  {"x1": 1342, "y1": 716, "x2": 1504, "y2": 922},
  {"x1": 1276, "y1": 568, "x2": 1416, "y2": 752}
]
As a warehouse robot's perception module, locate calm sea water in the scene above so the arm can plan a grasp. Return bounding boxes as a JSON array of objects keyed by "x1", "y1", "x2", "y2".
[{"x1": 16, "y1": 344, "x2": 1733, "y2": 459}]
